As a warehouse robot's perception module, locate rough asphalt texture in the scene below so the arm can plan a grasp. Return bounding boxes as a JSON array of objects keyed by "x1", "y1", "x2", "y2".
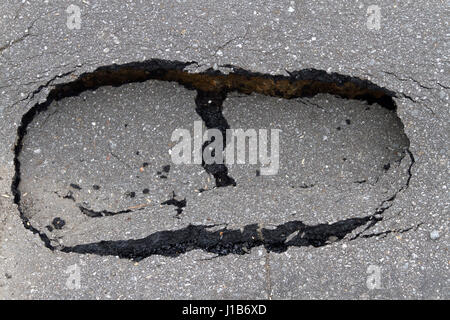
[{"x1": 0, "y1": 0, "x2": 448, "y2": 299}]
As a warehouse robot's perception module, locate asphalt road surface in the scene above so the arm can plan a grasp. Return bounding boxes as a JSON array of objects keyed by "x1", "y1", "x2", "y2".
[{"x1": 0, "y1": 0, "x2": 448, "y2": 299}]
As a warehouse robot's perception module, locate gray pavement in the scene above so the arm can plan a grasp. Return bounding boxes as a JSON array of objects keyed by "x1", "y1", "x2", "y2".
[{"x1": 0, "y1": 0, "x2": 448, "y2": 299}]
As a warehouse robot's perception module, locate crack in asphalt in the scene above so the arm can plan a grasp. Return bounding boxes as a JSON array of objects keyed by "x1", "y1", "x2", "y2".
[
  {"x1": 161, "y1": 191, "x2": 187, "y2": 218},
  {"x1": 264, "y1": 250, "x2": 273, "y2": 300},
  {"x1": 350, "y1": 149, "x2": 415, "y2": 240},
  {"x1": 78, "y1": 205, "x2": 133, "y2": 218},
  {"x1": 0, "y1": 8, "x2": 60, "y2": 58},
  {"x1": 399, "y1": 93, "x2": 436, "y2": 115},
  {"x1": 195, "y1": 90, "x2": 236, "y2": 188},
  {"x1": 382, "y1": 71, "x2": 434, "y2": 90},
  {"x1": 60, "y1": 217, "x2": 374, "y2": 261},
  {"x1": 0, "y1": 17, "x2": 38, "y2": 55},
  {"x1": 359, "y1": 223, "x2": 423, "y2": 239},
  {"x1": 10, "y1": 58, "x2": 415, "y2": 259},
  {"x1": 58, "y1": 152, "x2": 415, "y2": 260}
]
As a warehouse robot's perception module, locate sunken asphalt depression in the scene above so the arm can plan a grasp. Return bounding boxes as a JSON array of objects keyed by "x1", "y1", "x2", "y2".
[{"x1": 0, "y1": 1, "x2": 448, "y2": 299}]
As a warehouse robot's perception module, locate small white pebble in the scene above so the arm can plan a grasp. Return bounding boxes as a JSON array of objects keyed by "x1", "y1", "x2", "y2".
[{"x1": 430, "y1": 230, "x2": 440, "y2": 240}]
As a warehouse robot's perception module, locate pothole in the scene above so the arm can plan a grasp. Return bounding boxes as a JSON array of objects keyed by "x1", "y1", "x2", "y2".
[{"x1": 12, "y1": 60, "x2": 413, "y2": 260}]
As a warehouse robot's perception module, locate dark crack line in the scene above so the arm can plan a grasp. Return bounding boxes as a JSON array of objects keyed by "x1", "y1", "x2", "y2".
[
  {"x1": 400, "y1": 93, "x2": 435, "y2": 115},
  {"x1": 0, "y1": 33, "x2": 31, "y2": 54},
  {"x1": 213, "y1": 25, "x2": 250, "y2": 57},
  {"x1": 0, "y1": 16, "x2": 39, "y2": 55},
  {"x1": 382, "y1": 71, "x2": 433, "y2": 90},
  {"x1": 437, "y1": 82, "x2": 450, "y2": 90},
  {"x1": 54, "y1": 190, "x2": 76, "y2": 202},
  {"x1": 78, "y1": 205, "x2": 133, "y2": 218},
  {"x1": 265, "y1": 250, "x2": 273, "y2": 300},
  {"x1": 350, "y1": 148, "x2": 415, "y2": 240},
  {"x1": 161, "y1": 191, "x2": 187, "y2": 218},
  {"x1": 195, "y1": 90, "x2": 236, "y2": 188},
  {"x1": 58, "y1": 190, "x2": 150, "y2": 217},
  {"x1": 1, "y1": 8, "x2": 62, "y2": 58},
  {"x1": 10, "y1": 71, "x2": 76, "y2": 110},
  {"x1": 359, "y1": 223, "x2": 423, "y2": 239},
  {"x1": 60, "y1": 216, "x2": 373, "y2": 261},
  {"x1": 296, "y1": 99, "x2": 325, "y2": 110}
]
